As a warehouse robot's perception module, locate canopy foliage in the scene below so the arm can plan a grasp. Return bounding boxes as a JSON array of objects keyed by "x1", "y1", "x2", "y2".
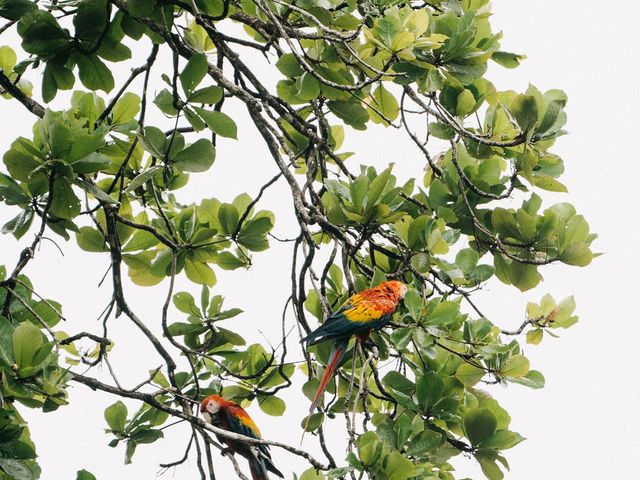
[{"x1": 0, "y1": 0, "x2": 594, "y2": 479}]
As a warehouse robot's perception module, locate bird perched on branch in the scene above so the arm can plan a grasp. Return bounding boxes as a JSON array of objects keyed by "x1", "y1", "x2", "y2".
[
  {"x1": 300, "y1": 280, "x2": 408, "y2": 436},
  {"x1": 200, "y1": 394, "x2": 284, "y2": 480}
]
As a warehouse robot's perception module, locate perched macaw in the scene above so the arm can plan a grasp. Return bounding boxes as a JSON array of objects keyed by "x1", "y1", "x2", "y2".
[
  {"x1": 200, "y1": 394, "x2": 283, "y2": 480},
  {"x1": 301, "y1": 280, "x2": 408, "y2": 427}
]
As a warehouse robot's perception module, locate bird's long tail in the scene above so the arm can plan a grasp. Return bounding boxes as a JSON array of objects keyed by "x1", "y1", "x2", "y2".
[
  {"x1": 246, "y1": 447, "x2": 283, "y2": 480},
  {"x1": 301, "y1": 338, "x2": 349, "y2": 443},
  {"x1": 248, "y1": 453, "x2": 269, "y2": 480}
]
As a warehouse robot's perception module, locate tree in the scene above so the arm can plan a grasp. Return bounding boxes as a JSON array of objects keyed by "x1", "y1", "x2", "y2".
[{"x1": 0, "y1": 0, "x2": 596, "y2": 479}]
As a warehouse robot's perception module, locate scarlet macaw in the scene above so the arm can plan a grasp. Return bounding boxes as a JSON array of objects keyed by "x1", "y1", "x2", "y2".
[
  {"x1": 200, "y1": 394, "x2": 284, "y2": 480},
  {"x1": 301, "y1": 280, "x2": 408, "y2": 425}
]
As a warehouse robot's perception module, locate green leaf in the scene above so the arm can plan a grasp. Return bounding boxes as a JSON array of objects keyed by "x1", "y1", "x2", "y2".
[
  {"x1": 502, "y1": 354, "x2": 530, "y2": 378},
  {"x1": 383, "y1": 451, "x2": 415, "y2": 480},
  {"x1": 125, "y1": 165, "x2": 163, "y2": 192},
  {"x1": 480, "y1": 430, "x2": 525, "y2": 450},
  {"x1": 0, "y1": 45, "x2": 16, "y2": 72},
  {"x1": 406, "y1": 430, "x2": 442, "y2": 456},
  {"x1": 456, "y1": 89, "x2": 476, "y2": 117},
  {"x1": 382, "y1": 371, "x2": 415, "y2": 395},
  {"x1": 174, "y1": 139, "x2": 215, "y2": 173},
  {"x1": 492, "y1": 51, "x2": 526, "y2": 69},
  {"x1": 74, "y1": 0, "x2": 111, "y2": 45},
  {"x1": 211, "y1": 252, "x2": 246, "y2": 270},
  {"x1": 120, "y1": 12, "x2": 145, "y2": 39},
  {"x1": 138, "y1": 126, "x2": 166, "y2": 158},
  {"x1": 464, "y1": 408, "x2": 497, "y2": 446},
  {"x1": 184, "y1": 259, "x2": 216, "y2": 286},
  {"x1": 76, "y1": 54, "x2": 114, "y2": 92},
  {"x1": 390, "y1": 328, "x2": 412, "y2": 350},
  {"x1": 296, "y1": 72, "x2": 320, "y2": 101},
  {"x1": 456, "y1": 362, "x2": 485, "y2": 387},
  {"x1": 403, "y1": 289, "x2": 422, "y2": 319},
  {"x1": 12, "y1": 321, "x2": 43, "y2": 368},
  {"x1": 2, "y1": 208, "x2": 33, "y2": 239},
  {"x1": 510, "y1": 94, "x2": 538, "y2": 133},
  {"x1": 104, "y1": 401, "x2": 127, "y2": 433},
  {"x1": 167, "y1": 322, "x2": 206, "y2": 337},
  {"x1": 276, "y1": 53, "x2": 302, "y2": 77},
  {"x1": 0, "y1": 0, "x2": 36, "y2": 21},
  {"x1": 475, "y1": 450, "x2": 506, "y2": 480},
  {"x1": 456, "y1": 248, "x2": 479, "y2": 273},
  {"x1": 76, "y1": 470, "x2": 97, "y2": 480},
  {"x1": 357, "y1": 431, "x2": 383, "y2": 467},
  {"x1": 49, "y1": 180, "x2": 81, "y2": 220},
  {"x1": 349, "y1": 175, "x2": 368, "y2": 213},
  {"x1": 112, "y1": 92, "x2": 140, "y2": 124},
  {"x1": 73, "y1": 178, "x2": 118, "y2": 204},
  {"x1": 173, "y1": 291, "x2": 198, "y2": 315},
  {"x1": 426, "y1": 301, "x2": 459, "y2": 325},
  {"x1": 510, "y1": 370, "x2": 545, "y2": 389},
  {"x1": 0, "y1": 441, "x2": 36, "y2": 459},
  {"x1": 368, "y1": 84, "x2": 399, "y2": 125},
  {"x1": 404, "y1": 9, "x2": 429, "y2": 36},
  {"x1": 376, "y1": 16, "x2": 400, "y2": 48},
  {"x1": 526, "y1": 329, "x2": 543, "y2": 345},
  {"x1": 194, "y1": 108, "x2": 238, "y2": 139},
  {"x1": 69, "y1": 153, "x2": 111, "y2": 174},
  {"x1": 188, "y1": 85, "x2": 223, "y2": 104},
  {"x1": 258, "y1": 395, "x2": 286, "y2": 416},
  {"x1": 18, "y1": 9, "x2": 69, "y2": 55},
  {"x1": 42, "y1": 62, "x2": 74, "y2": 102},
  {"x1": 532, "y1": 174, "x2": 567, "y2": 192},
  {"x1": 328, "y1": 100, "x2": 369, "y2": 130},
  {"x1": 76, "y1": 227, "x2": 107, "y2": 252},
  {"x1": 493, "y1": 255, "x2": 541, "y2": 292},
  {"x1": 299, "y1": 467, "x2": 324, "y2": 480},
  {"x1": 560, "y1": 243, "x2": 592, "y2": 267},
  {"x1": 0, "y1": 173, "x2": 30, "y2": 206},
  {"x1": 428, "y1": 122, "x2": 455, "y2": 140},
  {"x1": 127, "y1": 0, "x2": 154, "y2": 16},
  {"x1": 3, "y1": 148, "x2": 41, "y2": 182},
  {"x1": 180, "y1": 53, "x2": 208, "y2": 94},
  {"x1": 130, "y1": 428, "x2": 163, "y2": 444},
  {"x1": 0, "y1": 318, "x2": 15, "y2": 367},
  {"x1": 416, "y1": 372, "x2": 444, "y2": 411},
  {"x1": 300, "y1": 413, "x2": 323, "y2": 432},
  {"x1": 0, "y1": 458, "x2": 38, "y2": 480},
  {"x1": 41, "y1": 111, "x2": 72, "y2": 159},
  {"x1": 66, "y1": 132, "x2": 106, "y2": 162},
  {"x1": 154, "y1": 89, "x2": 179, "y2": 116},
  {"x1": 238, "y1": 217, "x2": 272, "y2": 251},
  {"x1": 217, "y1": 203, "x2": 239, "y2": 234}
]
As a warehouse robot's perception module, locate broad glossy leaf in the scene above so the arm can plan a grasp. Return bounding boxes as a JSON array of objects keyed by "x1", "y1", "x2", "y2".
[
  {"x1": 258, "y1": 395, "x2": 286, "y2": 416},
  {"x1": 464, "y1": 408, "x2": 497, "y2": 445},
  {"x1": 104, "y1": 401, "x2": 127, "y2": 433},
  {"x1": 174, "y1": 139, "x2": 215, "y2": 173},
  {"x1": 12, "y1": 320, "x2": 43, "y2": 368},
  {"x1": 180, "y1": 53, "x2": 208, "y2": 94},
  {"x1": 194, "y1": 108, "x2": 238, "y2": 139}
]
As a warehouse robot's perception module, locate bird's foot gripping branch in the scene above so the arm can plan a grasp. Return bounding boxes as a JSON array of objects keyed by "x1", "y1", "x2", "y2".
[{"x1": 0, "y1": 0, "x2": 594, "y2": 479}]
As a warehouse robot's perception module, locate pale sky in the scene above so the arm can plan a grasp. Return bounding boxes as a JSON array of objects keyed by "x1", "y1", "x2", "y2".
[{"x1": 1, "y1": 1, "x2": 639, "y2": 479}]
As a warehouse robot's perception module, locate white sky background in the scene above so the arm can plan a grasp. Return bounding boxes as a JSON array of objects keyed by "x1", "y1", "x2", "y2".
[{"x1": 1, "y1": 1, "x2": 639, "y2": 479}]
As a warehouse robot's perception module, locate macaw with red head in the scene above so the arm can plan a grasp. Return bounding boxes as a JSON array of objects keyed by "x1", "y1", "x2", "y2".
[
  {"x1": 200, "y1": 394, "x2": 283, "y2": 480},
  {"x1": 301, "y1": 280, "x2": 408, "y2": 432}
]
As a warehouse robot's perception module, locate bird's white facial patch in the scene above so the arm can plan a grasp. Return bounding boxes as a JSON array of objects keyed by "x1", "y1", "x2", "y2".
[
  {"x1": 205, "y1": 399, "x2": 221, "y2": 414},
  {"x1": 399, "y1": 284, "x2": 408, "y2": 298}
]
